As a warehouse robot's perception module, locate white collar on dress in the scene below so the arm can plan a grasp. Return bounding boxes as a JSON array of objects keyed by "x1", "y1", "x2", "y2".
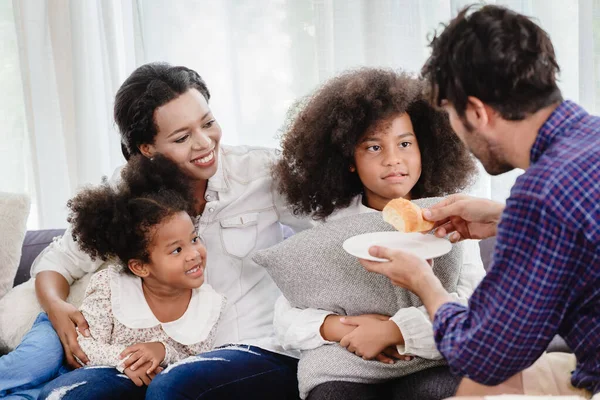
[{"x1": 108, "y1": 266, "x2": 225, "y2": 345}]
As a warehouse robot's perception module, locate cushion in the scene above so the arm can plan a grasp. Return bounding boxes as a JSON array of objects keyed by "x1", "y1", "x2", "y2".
[
  {"x1": 0, "y1": 192, "x2": 30, "y2": 300},
  {"x1": 252, "y1": 197, "x2": 464, "y2": 398},
  {"x1": 0, "y1": 271, "x2": 94, "y2": 351},
  {"x1": 14, "y1": 229, "x2": 66, "y2": 287}
]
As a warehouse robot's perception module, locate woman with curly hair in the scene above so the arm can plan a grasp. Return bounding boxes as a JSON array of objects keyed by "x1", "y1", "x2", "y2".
[{"x1": 272, "y1": 68, "x2": 484, "y2": 400}]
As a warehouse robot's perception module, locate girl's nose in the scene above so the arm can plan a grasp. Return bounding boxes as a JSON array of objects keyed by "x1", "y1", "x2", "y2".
[{"x1": 383, "y1": 149, "x2": 403, "y2": 166}]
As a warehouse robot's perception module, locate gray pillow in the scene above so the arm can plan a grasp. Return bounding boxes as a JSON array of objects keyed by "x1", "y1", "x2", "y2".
[{"x1": 252, "y1": 197, "x2": 463, "y2": 398}]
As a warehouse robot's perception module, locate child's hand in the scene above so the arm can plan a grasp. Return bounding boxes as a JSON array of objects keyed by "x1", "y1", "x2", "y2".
[
  {"x1": 339, "y1": 317, "x2": 407, "y2": 361},
  {"x1": 320, "y1": 313, "x2": 389, "y2": 342},
  {"x1": 120, "y1": 342, "x2": 166, "y2": 375},
  {"x1": 124, "y1": 360, "x2": 161, "y2": 387}
]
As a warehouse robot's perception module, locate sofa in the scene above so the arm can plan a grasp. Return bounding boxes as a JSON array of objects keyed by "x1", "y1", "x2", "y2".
[{"x1": 4, "y1": 230, "x2": 570, "y2": 356}]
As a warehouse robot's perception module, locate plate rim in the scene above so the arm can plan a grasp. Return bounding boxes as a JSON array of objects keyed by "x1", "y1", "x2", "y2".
[{"x1": 342, "y1": 231, "x2": 451, "y2": 262}]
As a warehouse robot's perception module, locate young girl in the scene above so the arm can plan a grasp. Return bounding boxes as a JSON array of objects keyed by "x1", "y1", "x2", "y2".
[
  {"x1": 31, "y1": 154, "x2": 223, "y2": 398},
  {"x1": 272, "y1": 68, "x2": 484, "y2": 400}
]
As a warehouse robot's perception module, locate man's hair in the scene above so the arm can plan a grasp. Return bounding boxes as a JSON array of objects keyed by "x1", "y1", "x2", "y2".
[{"x1": 422, "y1": 5, "x2": 562, "y2": 122}]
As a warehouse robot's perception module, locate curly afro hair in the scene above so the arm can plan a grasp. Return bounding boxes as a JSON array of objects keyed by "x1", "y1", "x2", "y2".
[
  {"x1": 67, "y1": 154, "x2": 196, "y2": 268},
  {"x1": 274, "y1": 68, "x2": 477, "y2": 220}
]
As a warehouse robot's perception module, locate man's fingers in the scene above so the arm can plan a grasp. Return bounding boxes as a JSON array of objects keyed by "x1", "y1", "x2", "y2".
[
  {"x1": 359, "y1": 259, "x2": 384, "y2": 274},
  {"x1": 367, "y1": 245, "x2": 396, "y2": 261},
  {"x1": 449, "y1": 232, "x2": 462, "y2": 243},
  {"x1": 423, "y1": 200, "x2": 464, "y2": 222}
]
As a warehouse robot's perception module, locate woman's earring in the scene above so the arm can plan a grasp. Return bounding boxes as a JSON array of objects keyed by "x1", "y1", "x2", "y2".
[{"x1": 349, "y1": 166, "x2": 356, "y2": 172}]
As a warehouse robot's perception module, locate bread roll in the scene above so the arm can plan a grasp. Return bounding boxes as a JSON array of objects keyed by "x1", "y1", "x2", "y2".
[{"x1": 382, "y1": 198, "x2": 435, "y2": 232}]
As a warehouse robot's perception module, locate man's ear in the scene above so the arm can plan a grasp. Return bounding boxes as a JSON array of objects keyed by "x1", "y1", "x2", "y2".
[
  {"x1": 465, "y1": 96, "x2": 490, "y2": 130},
  {"x1": 128, "y1": 259, "x2": 150, "y2": 278}
]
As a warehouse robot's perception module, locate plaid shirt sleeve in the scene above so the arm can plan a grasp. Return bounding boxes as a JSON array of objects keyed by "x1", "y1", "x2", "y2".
[{"x1": 432, "y1": 194, "x2": 581, "y2": 385}]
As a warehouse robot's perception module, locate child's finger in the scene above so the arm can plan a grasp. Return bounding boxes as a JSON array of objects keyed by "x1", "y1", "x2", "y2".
[
  {"x1": 146, "y1": 359, "x2": 160, "y2": 375},
  {"x1": 129, "y1": 355, "x2": 149, "y2": 371},
  {"x1": 120, "y1": 344, "x2": 140, "y2": 359},
  {"x1": 122, "y1": 351, "x2": 142, "y2": 368}
]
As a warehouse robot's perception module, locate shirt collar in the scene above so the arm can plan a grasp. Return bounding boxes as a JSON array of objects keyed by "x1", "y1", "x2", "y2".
[
  {"x1": 206, "y1": 147, "x2": 230, "y2": 193},
  {"x1": 531, "y1": 100, "x2": 588, "y2": 164},
  {"x1": 109, "y1": 266, "x2": 225, "y2": 346}
]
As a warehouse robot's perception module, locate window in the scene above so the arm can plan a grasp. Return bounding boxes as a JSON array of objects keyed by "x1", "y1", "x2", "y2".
[{"x1": 0, "y1": 0, "x2": 37, "y2": 228}]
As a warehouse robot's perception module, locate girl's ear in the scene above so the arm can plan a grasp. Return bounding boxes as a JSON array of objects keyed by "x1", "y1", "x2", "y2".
[
  {"x1": 138, "y1": 143, "x2": 156, "y2": 159},
  {"x1": 128, "y1": 259, "x2": 150, "y2": 278}
]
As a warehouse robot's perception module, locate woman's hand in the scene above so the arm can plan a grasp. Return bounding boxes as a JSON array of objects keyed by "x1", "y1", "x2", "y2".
[
  {"x1": 124, "y1": 361, "x2": 163, "y2": 386},
  {"x1": 120, "y1": 342, "x2": 166, "y2": 375},
  {"x1": 46, "y1": 300, "x2": 90, "y2": 368},
  {"x1": 423, "y1": 194, "x2": 504, "y2": 242}
]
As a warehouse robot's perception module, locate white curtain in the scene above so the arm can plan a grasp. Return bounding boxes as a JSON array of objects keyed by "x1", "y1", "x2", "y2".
[
  {"x1": 4, "y1": 0, "x2": 599, "y2": 228},
  {"x1": 138, "y1": 0, "x2": 599, "y2": 202},
  {"x1": 10, "y1": 0, "x2": 140, "y2": 228}
]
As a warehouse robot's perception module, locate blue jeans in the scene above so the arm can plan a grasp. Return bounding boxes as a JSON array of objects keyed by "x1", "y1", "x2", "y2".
[
  {"x1": 0, "y1": 313, "x2": 69, "y2": 399},
  {"x1": 39, "y1": 344, "x2": 300, "y2": 400}
]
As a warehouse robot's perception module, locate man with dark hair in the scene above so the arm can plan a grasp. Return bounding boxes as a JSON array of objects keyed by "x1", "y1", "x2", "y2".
[{"x1": 359, "y1": 5, "x2": 600, "y2": 398}]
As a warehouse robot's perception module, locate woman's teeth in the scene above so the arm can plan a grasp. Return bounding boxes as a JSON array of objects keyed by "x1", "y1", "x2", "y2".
[{"x1": 193, "y1": 151, "x2": 214, "y2": 165}]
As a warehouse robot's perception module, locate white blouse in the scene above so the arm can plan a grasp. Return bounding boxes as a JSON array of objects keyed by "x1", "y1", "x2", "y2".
[
  {"x1": 77, "y1": 266, "x2": 225, "y2": 371},
  {"x1": 32, "y1": 145, "x2": 314, "y2": 358}
]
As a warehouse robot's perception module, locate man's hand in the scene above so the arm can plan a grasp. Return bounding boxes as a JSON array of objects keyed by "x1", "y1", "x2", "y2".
[
  {"x1": 46, "y1": 300, "x2": 90, "y2": 368},
  {"x1": 360, "y1": 247, "x2": 434, "y2": 293},
  {"x1": 360, "y1": 247, "x2": 455, "y2": 320},
  {"x1": 339, "y1": 316, "x2": 411, "y2": 363},
  {"x1": 120, "y1": 342, "x2": 166, "y2": 375},
  {"x1": 423, "y1": 194, "x2": 504, "y2": 242},
  {"x1": 124, "y1": 361, "x2": 163, "y2": 387}
]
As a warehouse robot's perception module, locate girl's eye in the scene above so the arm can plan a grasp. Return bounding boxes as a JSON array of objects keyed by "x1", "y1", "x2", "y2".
[
  {"x1": 400, "y1": 142, "x2": 411, "y2": 148},
  {"x1": 171, "y1": 247, "x2": 182, "y2": 255},
  {"x1": 192, "y1": 236, "x2": 200, "y2": 244},
  {"x1": 203, "y1": 120, "x2": 215, "y2": 129},
  {"x1": 175, "y1": 135, "x2": 189, "y2": 144},
  {"x1": 367, "y1": 145, "x2": 381, "y2": 152}
]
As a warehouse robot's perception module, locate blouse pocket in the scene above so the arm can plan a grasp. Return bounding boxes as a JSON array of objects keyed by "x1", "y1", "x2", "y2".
[{"x1": 219, "y1": 213, "x2": 259, "y2": 259}]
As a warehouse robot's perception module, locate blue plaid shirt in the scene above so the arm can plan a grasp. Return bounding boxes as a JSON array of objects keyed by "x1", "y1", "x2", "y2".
[{"x1": 433, "y1": 100, "x2": 600, "y2": 393}]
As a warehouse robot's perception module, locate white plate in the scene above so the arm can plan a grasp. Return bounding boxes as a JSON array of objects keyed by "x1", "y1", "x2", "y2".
[{"x1": 342, "y1": 232, "x2": 452, "y2": 262}]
